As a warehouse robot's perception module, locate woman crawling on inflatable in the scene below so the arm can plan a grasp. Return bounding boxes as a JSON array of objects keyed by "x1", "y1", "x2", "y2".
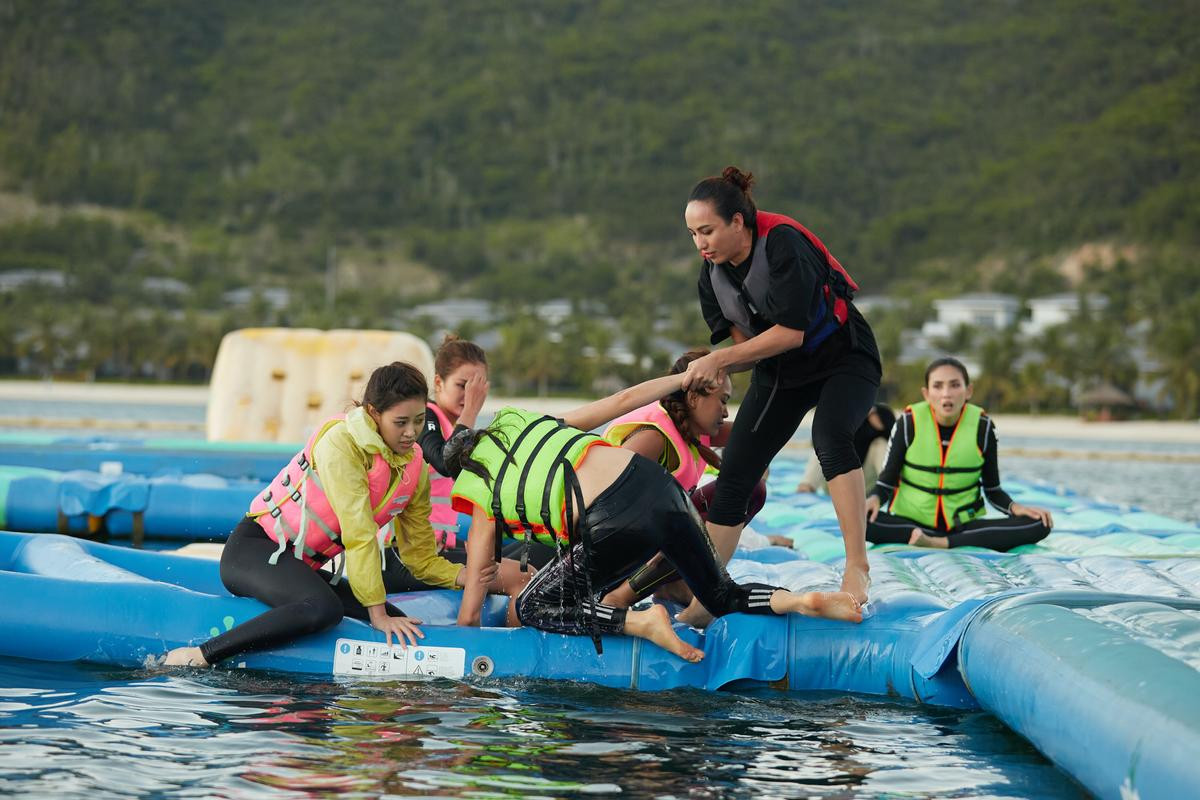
[{"x1": 445, "y1": 370, "x2": 863, "y2": 662}]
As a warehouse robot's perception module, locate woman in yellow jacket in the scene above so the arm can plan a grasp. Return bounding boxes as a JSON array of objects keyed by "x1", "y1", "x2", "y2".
[{"x1": 165, "y1": 362, "x2": 527, "y2": 667}]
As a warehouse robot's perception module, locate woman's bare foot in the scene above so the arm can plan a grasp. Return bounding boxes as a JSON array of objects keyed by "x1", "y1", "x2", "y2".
[
  {"x1": 601, "y1": 580, "x2": 638, "y2": 609},
  {"x1": 163, "y1": 646, "x2": 209, "y2": 667},
  {"x1": 673, "y1": 598, "x2": 715, "y2": 629},
  {"x1": 624, "y1": 605, "x2": 704, "y2": 662},
  {"x1": 840, "y1": 562, "x2": 871, "y2": 606},
  {"x1": 767, "y1": 535, "x2": 795, "y2": 549},
  {"x1": 908, "y1": 528, "x2": 948, "y2": 549},
  {"x1": 772, "y1": 590, "x2": 863, "y2": 623}
]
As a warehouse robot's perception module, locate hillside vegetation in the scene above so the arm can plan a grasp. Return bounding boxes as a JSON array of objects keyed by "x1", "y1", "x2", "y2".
[{"x1": 0, "y1": 0, "x2": 1197, "y2": 411}]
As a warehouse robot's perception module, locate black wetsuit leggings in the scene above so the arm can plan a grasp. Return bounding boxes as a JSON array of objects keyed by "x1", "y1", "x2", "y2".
[
  {"x1": 199, "y1": 519, "x2": 465, "y2": 665},
  {"x1": 515, "y1": 455, "x2": 783, "y2": 637},
  {"x1": 707, "y1": 371, "x2": 877, "y2": 526},
  {"x1": 866, "y1": 510, "x2": 1050, "y2": 552}
]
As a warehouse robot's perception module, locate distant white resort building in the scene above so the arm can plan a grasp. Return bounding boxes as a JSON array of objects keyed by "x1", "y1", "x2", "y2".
[
  {"x1": 1021, "y1": 293, "x2": 1108, "y2": 337},
  {"x1": 921, "y1": 293, "x2": 1021, "y2": 339},
  {"x1": 0, "y1": 269, "x2": 66, "y2": 291}
]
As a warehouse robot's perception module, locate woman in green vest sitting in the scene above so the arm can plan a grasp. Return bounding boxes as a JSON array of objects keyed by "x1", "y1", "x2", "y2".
[
  {"x1": 865, "y1": 357, "x2": 1053, "y2": 550},
  {"x1": 446, "y1": 372, "x2": 863, "y2": 663}
]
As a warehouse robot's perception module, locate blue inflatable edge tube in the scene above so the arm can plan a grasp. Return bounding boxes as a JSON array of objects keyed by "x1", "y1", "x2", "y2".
[{"x1": 960, "y1": 594, "x2": 1200, "y2": 800}]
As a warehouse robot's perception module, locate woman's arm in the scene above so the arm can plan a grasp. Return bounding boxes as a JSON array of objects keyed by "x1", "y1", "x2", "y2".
[
  {"x1": 680, "y1": 324, "x2": 806, "y2": 388},
  {"x1": 562, "y1": 373, "x2": 686, "y2": 432},
  {"x1": 456, "y1": 505, "x2": 494, "y2": 627}
]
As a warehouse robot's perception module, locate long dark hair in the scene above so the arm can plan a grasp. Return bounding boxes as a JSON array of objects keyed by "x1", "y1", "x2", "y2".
[
  {"x1": 441, "y1": 409, "x2": 520, "y2": 484},
  {"x1": 688, "y1": 165, "x2": 758, "y2": 228}
]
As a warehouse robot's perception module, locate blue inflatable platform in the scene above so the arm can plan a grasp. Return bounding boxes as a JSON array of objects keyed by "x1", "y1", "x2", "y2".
[{"x1": 1, "y1": 527, "x2": 1198, "y2": 799}]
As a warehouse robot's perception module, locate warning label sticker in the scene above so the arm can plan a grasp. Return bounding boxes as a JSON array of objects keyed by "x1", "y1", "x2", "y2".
[{"x1": 332, "y1": 639, "x2": 467, "y2": 679}]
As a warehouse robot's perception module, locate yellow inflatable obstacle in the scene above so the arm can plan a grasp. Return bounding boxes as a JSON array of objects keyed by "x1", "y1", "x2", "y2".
[{"x1": 206, "y1": 328, "x2": 434, "y2": 442}]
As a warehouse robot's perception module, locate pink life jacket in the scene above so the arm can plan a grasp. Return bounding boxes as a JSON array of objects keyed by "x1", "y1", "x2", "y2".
[
  {"x1": 249, "y1": 415, "x2": 425, "y2": 574},
  {"x1": 425, "y1": 401, "x2": 461, "y2": 550},
  {"x1": 603, "y1": 402, "x2": 711, "y2": 493}
]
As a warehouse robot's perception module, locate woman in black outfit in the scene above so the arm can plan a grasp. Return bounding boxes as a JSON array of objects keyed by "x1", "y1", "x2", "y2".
[{"x1": 677, "y1": 166, "x2": 881, "y2": 625}]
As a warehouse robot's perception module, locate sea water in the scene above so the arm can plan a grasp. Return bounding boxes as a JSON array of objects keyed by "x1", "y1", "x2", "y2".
[{"x1": 0, "y1": 658, "x2": 1088, "y2": 798}]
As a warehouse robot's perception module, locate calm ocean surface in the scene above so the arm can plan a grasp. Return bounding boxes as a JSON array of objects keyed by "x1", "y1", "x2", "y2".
[{"x1": 3, "y1": 397, "x2": 1196, "y2": 797}]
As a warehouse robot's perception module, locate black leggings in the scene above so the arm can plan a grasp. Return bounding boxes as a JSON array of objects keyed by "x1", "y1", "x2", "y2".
[
  {"x1": 707, "y1": 371, "x2": 877, "y2": 526},
  {"x1": 503, "y1": 478, "x2": 767, "y2": 576},
  {"x1": 866, "y1": 510, "x2": 1050, "y2": 552},
  {"x1": 199, "y1": 519, "x2": 451, "y2": 664},
  {"x1": 515, "y1": 455, "x2": 782, "y2": 637}
]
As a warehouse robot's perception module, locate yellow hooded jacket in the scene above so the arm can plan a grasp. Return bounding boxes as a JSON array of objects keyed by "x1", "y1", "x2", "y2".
[{"x1": 313, "y1": 406, "x2": 461, "y2": 607}]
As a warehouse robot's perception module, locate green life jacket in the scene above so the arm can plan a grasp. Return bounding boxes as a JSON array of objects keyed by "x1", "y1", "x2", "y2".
[
  {"x1": 888, "y1": 401, "x2": 986, "y2": 530},
  {"x1": 450, "y1": 408, "x2": 606, "y2": 548}
]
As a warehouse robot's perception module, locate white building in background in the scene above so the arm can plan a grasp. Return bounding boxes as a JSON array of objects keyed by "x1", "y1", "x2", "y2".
[
  {"x1": 222, "y1": 287, "x2": 291, "y2": 311},
  {"x1": 0, "y1": 269, "x2": 66, "y2": 291},
  {"x1": 1021, "y1": 293, "x2": 1109, "y2": 336},
  {"x1": 921, "y1": 293, "x2": 1020, "y2": 339}
]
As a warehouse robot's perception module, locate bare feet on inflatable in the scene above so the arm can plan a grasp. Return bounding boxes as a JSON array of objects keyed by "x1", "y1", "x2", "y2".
[
  {"x1": 908, "y1": 528, "x2": 948, "y2": 549},
  {"x1": 773, "y1": 590, "x2": 863, "y2": 623},
  {"x1": 674, "y1": 598, "x2": 715, "y2": 629},
  {"x1": 601, "y1": 581, "x2": 638, "y2": 609},
  {"x1": 840, "y1": 562, "x2": 871, "y2": 607},
  {"x1": 625, "y1": 604, "x2": 704, "y2": 663},
  {"x1": 163, "y1": 646, "x2": 209, "y2": 668},
  {"x1": 767, "y1": 534, "x2": 794, "y2": 549}
]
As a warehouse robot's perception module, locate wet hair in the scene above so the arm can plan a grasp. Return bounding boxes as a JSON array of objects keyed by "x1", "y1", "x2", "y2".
[
  {"x1": 924, "y1": 357, "x2": 971, "y2": 387},
  {"x1": 357, "y1": 361, "x2": 428, "y2": 414},
  {"x1": 441, "y1": 410, "x2": 519, "y2": 483},
  {"x1": 434, "y1": 333, "x2": 487, "y2": 379},
  {"x1": 688, "y1": 166, "x2": 758, "y2": 228},
  {"x1": 661, "y1": 350, "x2": 724, "y2": 469}
]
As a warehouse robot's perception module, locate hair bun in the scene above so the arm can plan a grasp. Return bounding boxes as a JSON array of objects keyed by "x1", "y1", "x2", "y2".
[{"x1": 721, "y1": 166, "x2": 755, "y2": 194}]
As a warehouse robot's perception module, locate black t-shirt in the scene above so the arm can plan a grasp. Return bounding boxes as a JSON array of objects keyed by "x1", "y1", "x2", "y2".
[{"x1": 698, "y1": 224, "x2": 881, "y2": 389}]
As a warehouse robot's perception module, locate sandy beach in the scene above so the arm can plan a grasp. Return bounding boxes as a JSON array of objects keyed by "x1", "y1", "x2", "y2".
[{"x1": 1, "y1": 379, "x2": 1198, "y2": 445}]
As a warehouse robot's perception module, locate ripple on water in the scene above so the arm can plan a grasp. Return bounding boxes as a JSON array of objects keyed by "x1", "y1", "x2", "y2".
[{"x1": 0, "y1": 657, "x2": 1089, "y2": 799}]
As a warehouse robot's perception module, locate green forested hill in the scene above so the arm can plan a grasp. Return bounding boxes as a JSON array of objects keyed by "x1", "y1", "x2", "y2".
[{"x1": 1, "y1": 0, "x2": 1198, "y2": 405}]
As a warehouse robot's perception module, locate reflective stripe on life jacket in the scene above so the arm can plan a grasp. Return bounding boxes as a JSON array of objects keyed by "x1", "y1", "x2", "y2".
[
  {"x1": 248, "y1": 415, "x2": 425, "y2": 573},
  {"x1": 707, "y1": 210, "x2": 858, "y2": 352}
]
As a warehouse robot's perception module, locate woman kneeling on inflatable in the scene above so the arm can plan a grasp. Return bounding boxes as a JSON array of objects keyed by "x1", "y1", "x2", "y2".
[
  {"x1": 446, "y1": 372, "x2": 862, "y2": 663},
  {"x1": 165, "y1": 362, "x2": 529, "y2": 668}
]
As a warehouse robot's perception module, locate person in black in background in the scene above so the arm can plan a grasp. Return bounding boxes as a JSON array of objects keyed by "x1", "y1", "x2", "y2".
[
  {"x1": 865, "y1": 357, "x2": 1053, "y2": 551},
  {"x1": 676, "y1": 166, "x2": 882, "y2": 625}
]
